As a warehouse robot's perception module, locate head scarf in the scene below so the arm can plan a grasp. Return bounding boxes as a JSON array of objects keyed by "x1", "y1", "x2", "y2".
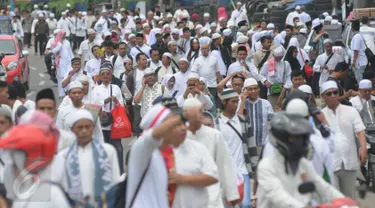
[
  {"x1": 161, "y1": 74, "x2": 178, "y2": 97},
  {"x1": 217, "y1": 7, "x2": 228, "y2": 22},
  {"x1": 285, "y1": 46, "x2": 301, "y2": 71},
  {"x1": 52, "y1": 30, "x2": 66, "y2": 69}
]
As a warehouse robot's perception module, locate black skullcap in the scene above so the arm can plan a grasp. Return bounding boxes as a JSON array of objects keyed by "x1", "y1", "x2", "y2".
[
  {"x1": 136, "y1": 33, "x2": 144, "y2": 38},
  {"x1": 36, "y1": 88, "x2": 56, "y2": 103},
  {"x1": 363, "y1": 71, "x2": 375, "y2": 79},
  {"x1": 71, "y1": 57, "x2": 81, "y2": 64},
  {"x1": 334, "y1": 61, "x2": 349, "y2": 72},
  {"x1": 8, "y1": 84, "x2": 18, "y2": 100}
]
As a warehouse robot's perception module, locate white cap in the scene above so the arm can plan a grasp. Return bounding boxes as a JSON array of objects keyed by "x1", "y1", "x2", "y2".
[
  {"x1": 183, "y1": 13, "x2": 190, "y2": 18},
  {"x1": 325, "y1": 16, "x2": 332, "y2": 21},
  {"x1": 166, "y1": 13, "x2": 173, "y2": 18},
  {"x1": 299, "y1": 28, "x2": 307, "y2": 34},
  {"x1": 295, "y1": 5, "x2": 301, "y2": 10},
  {"x1": 120, "y1": 8, "x2": 126, "y2": 12},
  {"x1": 203, "y1": 13, "x2": 210, "y2": 17},
  {"x1": 103, "y1": 31, "x2": 111, "y2": 37},
  {"x1": 180, "y1": 58, "x2": 189, "y2": 63},
  {"x1": 236, "y1": 1, "x2": 242, "y2": 6},
  {"x1": 183, "y1": 98, "x2": 202, "y2": 111},
  {"x1": 296, "y1": 21, "x2": 304, "y2": 27},
  {"x1": 321, "y1": 80, "x2": 338, "y2": 94},
  {"x1": 69, "y1": 109, "x2": 94, "y2": 128},
  {"x1": 163, "y1": 52, "x2": 172, "y2": 58},
  {"x1": 66, "y1": 3, "x2": 71, "y2": 7},
  {"x1": 323, "y1": 38, "x2": 333, "y2": 44},
  {"x1": 195, "y1": 24, "x2": 203, "y2": 30},
  {"x1": 223, "y1": 28, "x2": 231, "y2": 36},
  {"x1": 331, "y1": 19, "x2": 339, "y2": 25},
  {"x1": 286, "y1": 99, "x2": 308, "y2": 117},
  {"x1": 153, "y1": 16, "x2": 160, "y2": 21},
  {"x1": 163, "y1": 24, "x2": 170, "y2": 29},
  {"x1": 144, "y1": 68, "x2": 155, "y2": 76},
  {"x1": 210, "y1": 22, "x2": 217, "y2": 27},
  {"x1": 237, "y1": 35, "x2": 248, "y2": 44},
  {"x1": 147, "y1": 11, "x2": 154, "y2": 15},
  {"x1": 247, "y1": 30, "x2": 255, "y2": 36},
  {"x1": 38, "y1": 13, "x2": 44, "y2": 18},
  {"x1": 244, "y1": 78, "x2": 258, "y2": 88},
  {"x1": 87, "y1": 28, "x2": 96, "y2": 35},
  {"x1": 322, "y1": 12, "x2": 329, "y2": 17},
  {"x1": 140, "y1": 104, "x2": 171, "y2": 130},
  {"x1": 188, "y1": 72, "x2": 200, "y2": 80},
  {"x1": 82, "y1": 11, "x2": 87, "y2": 16},
  {"x1": 34, "y1": 4, "x2": 39, "y2": 9},
  {"x1": 219, "y1": 17, "x2": 226, "y2": 22},
  {"x1": 10, "y1": 11, "x2": 15, "y2": 17},
  {"x1": 128, "y1": 34, "x2": 135, "y2": 39},
  {"x1": 142, "y1": 23, "x2": 149, "y2": 28},
  {"x1": 43, "y1": 5, "x2": 48, "y2": 9},
  {"x1": 212, "y1": 33, "x2": 221, "y2": 40},
  {"x1": 171, "y1": 28, "x2": 180, "y2": 34},
  {"x1": 312, "y1": 18, "x2": 321, "y2": 29},
  {"x1": 68, "y1": 81, "x2": 83, "y2": 91},
  {"x1": 199, "y1": 27, "x2": 208, "y2": 35},
  {"x1": 102, "y1": 9, "x2": 107, "y2": 13},
  {"x1": 359, "y1": 79, "x2": 372, "y2": 89},
  {"x1": 298, "y1": 84, "x2": 313, "y2": 94},
  {"x1": 154, "y1": 28, "x2": 162, "y2": 35},
  {"x1": 53, "y1": 29, "x2": 60, "y2": 35},
  {"x1": 49, "y1": 13, "x2": 55, "y2": 18},
  {"x1": 273, "y1": 46, "x2": 284, "y2": 57},
  {"x1": 266, "y1": 23, "x2": 275, "y2": 29}
]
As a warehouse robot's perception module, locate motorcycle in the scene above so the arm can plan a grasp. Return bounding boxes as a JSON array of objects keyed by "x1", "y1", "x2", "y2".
[
  {"x1": 44, "y1": 52, "x2": 57, "y2": 84},
  {"x1": 299, "y1": 181, "x2": 365, "y2": 208}
]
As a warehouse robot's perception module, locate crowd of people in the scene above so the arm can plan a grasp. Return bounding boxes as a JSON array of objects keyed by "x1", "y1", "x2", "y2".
[{"x1": 0, "y1": 1, "x2": 374, "y2": 208}]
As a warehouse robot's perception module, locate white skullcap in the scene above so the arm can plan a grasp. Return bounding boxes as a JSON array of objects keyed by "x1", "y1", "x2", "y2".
[
  {"x1": 199, "y1": 27, "x2": 208, "y2": 35},
  {"x1": 298, "y1": 84, "x2": 313, "y2": 94},
  {"x1": 166, "y1": 13, "x2": 173, "y2": 18},
  {"x1": 286, "y1": 99, "x2": 308, "y2": 117},
  {"x1": 331, "y1": 19, "x2": 339, "y2": 25},
  {"x1": 153, "y1": 16, "x2": 160, "y2": 21},
  {"x1": 195, "y1": 24, "x2": 203, "y2": 29},
  {"x1": 296, "y1": 21, "x2": 304, "y2": 27},
  {"x1": 325, "y1": 16, "x2": 332, "y2": 21},
  {"x1": 61, "y1": 11, "x2": 66, "y2": 16},
  {"x1": 299, "y1": 28, "x2": 307, "y2": 34},
  {"x1": 53, "y1": 29, "x2": 60, "y2": 35},
  {"x1": 273, "y1": 46, "x2": 284, "y2": 57},
  {"x1": 219, "y1": 88, "x2": 239, "y2": 100},
  {"x1": 43, "y1": 4, "x2": 48, "y2": 8},
  {"x1": 188, "y1": 72, "x2": 200, "y2": 80},
  {"x1": 219, "y1": 17, "x2": 226, "y2": 21},
  {"x1": 69, "y1": 109, "x2": 94, "y2": 128},
  {"x1": 322, "y1": 12, "x2": 329, "y2": 17},
  {"x1": 267, "y1": 23, "x2": 275, "y2": 29},
  {"x1": 168, "y1": 40, "x2": 177, "y2": 47},
  {"x1": 203, "y1": 13, "x2": 210, "y2": 17},
  {"x1": 183, "y1": 13, "x2": 190, "y2": 18},
  {"x1": 180, "y1": 58, "x2": 189, "y2": 63},
  {"x1": 66, "y1": 3, "x2": 71, "y2": 7},
  {"x1": 142, "y1": 23, "x2": 149, "y2": 28},
  {"x1": 77, "y1": 74, "x2": 89, "y2": 83},
  {"x1": 171, "y1": 28, "x2": 180, "y2": 34},
  {"x1": 154, "y1": 28, "x2": 162, "y2": 35},
  {"x1": 210, "y1": 22, "x2": 217, "y2": 27},
  {"x1": 223, "y1": 28, "x2": 232, "y2": 36},
  {"x1": 87, "y1": 28, "x2": 96, "y2": 35},
  {"x1": 34, "y1": 4, "x2": 38, "y2": 9},
  {"x1": 103, "y1": 31, "x2": 111, "y2": 37},
  {"x1": 38, "y1": 13, "x2": 44, "y2": 18},
  {"x1": 199, "y1": 77, "x2": 207, "y2": 86},
  {"x1": 10, "y1": 11, "x2": 15, "y2": 17},
  {"x1": 163, "y1": 52, "x2": 172, "y2": 58},
  {"x1": 49, "y1": 13, "x2": 55, "y2": 18},
  {"x1": 140, "y1": 104, "x2": 171, "y2": 130},
  {"x1": 236, "y1": 1, "x2": 242, "y2": 5},
  {"x1": 82, "y1": 11, "x2": 87, "y2": 16},
  {"x1": 144, "y1": 68, "x2": 155, "y2": 76},
  {"x1": 102, "y1": 9, "x2": 107, "y2": 13},
  {"x1": 359, "y1": 79, "x2": 372, "y2": 89},
  {"x1": 312, "y1": 18, "x2": 321, "y2": 29},
  {"x1": 183, "y1": 98, "x2": 202, "y2": 111},
  {"x1": 212, "y1": 33, "x2": 221, "y2": 40},
  {"x1": 78, "y1": 11, "x2": 82, "y2": 15},
  {"x1": 321, "y1": 80, "x2": 338, "y2": 94},
  {"x1": 120, "y1": 8, "x2": 126, "y2": 12},
  {"x1": 199, "y1": 36, "x2": 212, "y2": 46},
  {"x1": 244, "y1": 78, "x2": 258, "y2": 88},
  {"x1": 128, "y1": 34, "x2": 135, "y2": 39},
  {"x1": 295, "y1": 5, "x2": 301, "y2": 10},
  {"x1": 323, "y1": 38, "x2": 333, "y2": 44},
  {"x1": 163, "y1": 24, "x2": 170, "y2": 29},
  {"x1": 68, "y1": 81, "x2": 83, "y2": 91},
  {"x1": 237, "y1": 35, "x2": 248, "y2": 44}
]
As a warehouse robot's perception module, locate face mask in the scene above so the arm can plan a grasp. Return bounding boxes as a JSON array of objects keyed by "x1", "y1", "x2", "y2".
[{"x1": 287, "y1": 137, "x2": 309, "y2": 160}]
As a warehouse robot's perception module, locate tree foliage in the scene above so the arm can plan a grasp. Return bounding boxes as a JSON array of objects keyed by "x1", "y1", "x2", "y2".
[{"x1": 48, "y1": 0, "x2": 85, "y2": 12}]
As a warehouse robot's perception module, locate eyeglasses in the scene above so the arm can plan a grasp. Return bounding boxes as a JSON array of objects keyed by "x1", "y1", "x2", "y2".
[{"x1": 325, "y1": 90, "x2": 339, "y2": 97}]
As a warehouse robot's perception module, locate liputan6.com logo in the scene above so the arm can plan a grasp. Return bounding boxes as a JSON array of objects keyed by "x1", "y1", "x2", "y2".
[{"x1": 13, "y1": 161, "x2": 43, "y2": 200}]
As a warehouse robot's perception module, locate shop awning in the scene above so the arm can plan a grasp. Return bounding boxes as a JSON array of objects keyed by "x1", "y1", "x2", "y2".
[{"x1": 285, "y1": 0, "x2": 312, "y2": 11}]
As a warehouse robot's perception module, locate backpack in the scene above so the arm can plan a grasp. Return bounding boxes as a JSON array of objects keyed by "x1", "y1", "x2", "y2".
[{"x1": 155, "y1": 66, "x2": 176, "y2": 76}]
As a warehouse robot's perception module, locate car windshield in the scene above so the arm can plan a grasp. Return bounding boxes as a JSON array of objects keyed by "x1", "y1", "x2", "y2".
[
  {"x1": 0, "y1": 39, "x2": 16, "y2": 54},
  {"x1": 0, "y1": 19, "x2": 13, "y2": 35}
]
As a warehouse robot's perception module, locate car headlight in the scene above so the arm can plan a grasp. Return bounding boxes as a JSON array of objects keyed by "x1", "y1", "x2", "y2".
[{"x1": 7, "y1": 61, "x2": 18, "y2": 71}]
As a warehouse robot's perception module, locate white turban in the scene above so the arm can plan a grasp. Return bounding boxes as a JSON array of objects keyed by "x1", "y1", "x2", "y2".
[
  {"x1": 180, "y1": 58, "x2": 189, "y2": 63},
  {"x1": 69, "y1": 109, "x2": 94, "y2": 128},
  {"x1": 163, "y1": 52, "x2": 172, "y2": 58},
  {"x1": 267, "y1": 23, "x2": 275, "y2": 29},
  {"x1": 273, "y1": 46, "x2": 285, "y2": 57},
  {"x1": 321, "y1": 81, "x2": 338, "y2": 94},
  {"x1": 183, "y1": 98, "x2": 202, "y2": 111},
  {"x1": 244, "y1": 78, "x2": 258, "y2": 88},
  {"x1": 359, "y1": 79, "x2": 372, "y2": 89},
  {"x1": 199, "y1": 37, "x2": 211, "y2": 46}
]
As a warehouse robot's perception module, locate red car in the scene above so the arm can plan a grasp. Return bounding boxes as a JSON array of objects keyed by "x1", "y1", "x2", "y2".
[{"x1": 0, "y1": 35, "x2": 30, "y2": 90}]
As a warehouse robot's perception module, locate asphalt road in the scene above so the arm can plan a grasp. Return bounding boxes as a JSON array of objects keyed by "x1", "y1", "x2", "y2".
[{"x1": 24, "y1": 48, "x2": 375, "y2": 207}]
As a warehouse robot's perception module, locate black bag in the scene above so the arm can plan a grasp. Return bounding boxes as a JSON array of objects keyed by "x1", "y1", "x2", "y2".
[
  {"x1": 100, "y1": 85, "x2": 114, "y2": 127},
  {"x1": 257, "y1": 51, "x2": 271, "y2": 70},
  {"x1": 359, "y1": 33, "x2": 375, "y2": 61}
]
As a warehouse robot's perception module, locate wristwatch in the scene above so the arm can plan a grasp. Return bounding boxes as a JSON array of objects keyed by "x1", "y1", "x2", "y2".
[{"x1": 180, "y1": 113, "x2": 188, "y2": 123}]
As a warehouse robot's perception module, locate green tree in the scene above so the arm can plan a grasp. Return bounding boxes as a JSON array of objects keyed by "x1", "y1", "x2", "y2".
[{"x1": 49, "y1": 0, "x2": 85, "y2": 13}]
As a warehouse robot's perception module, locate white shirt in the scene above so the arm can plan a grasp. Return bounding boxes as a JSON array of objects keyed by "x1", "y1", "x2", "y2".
[
  {"x1": 191, "y1": 54, "x2": 219, "y2": 88},
  {"x1": 84, "y1": 15, "x2": 96, "y2": 29},
  {"x1": 130, "y1": 44, "x2": 151, "y2": 59},
  {"x1": 186, "y1": 125, "x2": 239, "y2": 208},
  {"x1": 54, "y1": 142, "x2": 120, "y2": 206},
  {"x1": 75, "y1": 18, "x2": 87, "y2": 37},
  {"x1": 78, "y1": 39, "x2": 98, "y2": 62},
  {"x1": 257, "y1": 151, "x2": 344, "y2": 208},
  {"x1": 322, "y1": 104, "x2": 365, "y2": 171},
  {"x1": 217, "y1": 115, "x2": 248, "y2": 175},
  {"x1": 360, "y1": 25, "x2": 375, "y2": 54},
  {"x1": 351, "y1": 33, "x2": 368, "y2": 67},
  {"x1": 227, "y1": 61, "x2": 267, "y2": 83},
  {"x1": 67, "y1": 16, "x2": 77, "y2": 34},
  {"x1": 349, "y1": 96, "x2": 375, "y2": 113},
  {"x1": 230, "y1": 9, "x2": 247, "y2": 26},
  {"x1": 211, "y1": 49, "x2": 227, "y2": 76},
  {"x1": 260, "y1": 60, "x2": 293, "y2": 89},
  {"x1": 173, "y1": 70, "x2": 191, "y2": 97},
  {"x1": 84, "y1": 58, "x2": 101, "y2": 77},
  {"x1": 46, "y1": 18, "x2": 57, "y2": 36},
  {"x1": 174, "y1": 9, "x2": 190, "y2": 21},
  {"x1": 313, "y1": 52, "x2": 344, "y2": 87},
  {"x1": 110, "y1": 54, "x2": 126, "y2": 78},
  {"x1": 299, "y1": 12, "x2": 311, "y2": 24},
  {"x1": 52, "y1": 40, "x2": 74, "y2": 78},
  {"x1": 126, "y1": 129, "x2": 168, "y2": 208},
  {"x1": 148, "y1": 60, "x2": 162, "y2": 71},
  {"x1": 23, "y1": 100, "x2": 35, "y2": 110},
  {"x1": 173, "y1": 139, "x2": 218, "y2": 208},
  {"x1": 58, "y1": 18, "x2": 71, "y2": 36},
  {"x1": 177, "y1": 93, "x2": 214, "y2": 111},
  {"x1": 285, "y1": 11, "x2": 299, "y2": 26},
  {"x1": 91, "y1": 84, "x2": 124, "y2": 113},
  {"x1": 135, "y1": 68, "x2": 146, "y2": 95},
  {"x1": 156, "y1": 64, "x2": 175, "y2": 83}
]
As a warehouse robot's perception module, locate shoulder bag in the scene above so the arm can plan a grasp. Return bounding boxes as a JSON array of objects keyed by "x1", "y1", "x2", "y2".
[{"x1": 100, "y1": 85, "x2": 114, "y2": 127}]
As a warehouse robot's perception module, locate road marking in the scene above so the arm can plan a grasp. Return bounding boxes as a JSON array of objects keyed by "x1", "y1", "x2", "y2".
[
  {"x1": 26, "y1": 91, "x2": 35, "y2": 98},
  {"x1": 39, "y1": 73, "x2": 45, "y2": 78},
  {"x1": 30, "y1": 66, "x2": 36, "y2": 71},
  {"x1": 39, "y1": 80, "x2": 45, "y2": 86}
]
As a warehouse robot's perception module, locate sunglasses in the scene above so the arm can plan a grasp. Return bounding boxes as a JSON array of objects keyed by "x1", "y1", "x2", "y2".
[{"x1": 325, "y1": 90, "x2": 339, "y2": 97}]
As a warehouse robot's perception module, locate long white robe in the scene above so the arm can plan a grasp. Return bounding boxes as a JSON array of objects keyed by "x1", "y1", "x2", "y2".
[
  {"x1": 52, "y1": 40, "x2": 74, "y2": 96},
  {"x1": 186, "y1": 125, "x2": 239, "y2": 208}
]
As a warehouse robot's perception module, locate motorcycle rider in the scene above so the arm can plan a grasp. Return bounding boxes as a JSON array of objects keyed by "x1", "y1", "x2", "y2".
[{"x1": 257, "y1": 112, "x2": 344, "y2": 208}]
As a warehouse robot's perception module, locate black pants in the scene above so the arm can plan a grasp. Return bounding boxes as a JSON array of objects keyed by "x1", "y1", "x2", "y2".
[
  {"x1": 208, "y1": 87, "x2": 219, "y2": 112},
  {"x1": 258, "y1": 81, "x2": 268, "y2": 99},
  {"x1": 312, "y1": 72, "x2": 321, "y2": 96},
  {"x1": 103, "y1": 130, "x2": 124, "y2": 174},
  {"x1": 70, "y1": 34, "x2": 77, "y2": 51},
  {"x1": 75, "y1": 36, "x2": 85, "y2": 50},
  {"x1": 23, "y1": 33, "x2": 31, "y2": 48},
  {"x1": 131, "y1": 105, "x2": 141, "y2": 137},
  {"x1": 35, "y1": 34, "x2": 47, "y2": 55}
]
